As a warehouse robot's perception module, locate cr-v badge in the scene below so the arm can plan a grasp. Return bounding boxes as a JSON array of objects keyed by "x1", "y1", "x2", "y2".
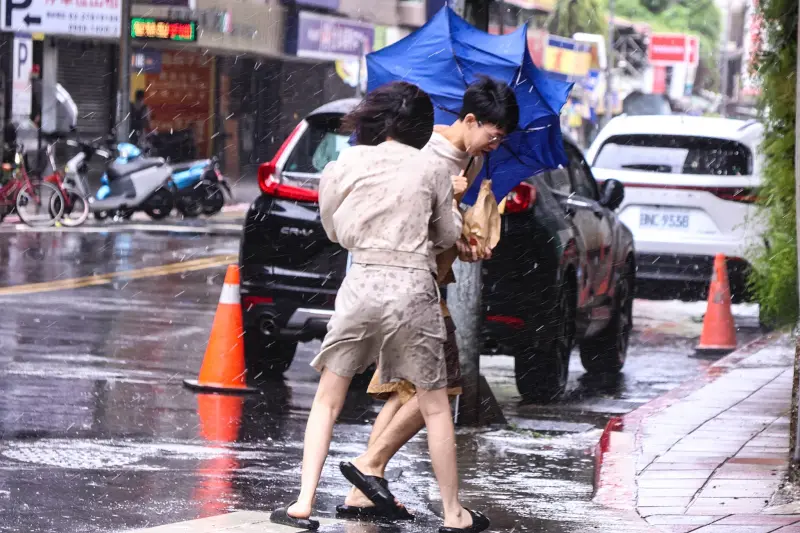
[{"x1": 280, "y1": 226, "x2": 314, "y2": 237}]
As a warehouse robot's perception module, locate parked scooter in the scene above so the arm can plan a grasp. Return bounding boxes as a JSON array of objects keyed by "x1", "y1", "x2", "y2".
[
  {"x1": 169, "y1": 157, "x2": 232, "y2": 218},
  {"x1": 89, "y1": 142, "x2": 174, "y2": 221}
]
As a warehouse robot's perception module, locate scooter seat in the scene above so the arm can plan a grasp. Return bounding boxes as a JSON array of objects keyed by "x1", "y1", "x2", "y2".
[{"x1": 107, "y1": 158, "x2": 164, "y2": 182}]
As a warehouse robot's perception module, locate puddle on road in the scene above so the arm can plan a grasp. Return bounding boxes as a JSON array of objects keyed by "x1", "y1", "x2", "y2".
[{"x1": 0, "y1": 421, "x2": 611, "y2": 532}]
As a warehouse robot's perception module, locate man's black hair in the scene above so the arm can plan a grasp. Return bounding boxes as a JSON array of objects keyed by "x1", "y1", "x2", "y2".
[
  {"x1": 459, "y1": 76, "x2": 519, "y2": 133},
  {"x1": 135, "y1": 90, "x2": 146, "y2": 101}
]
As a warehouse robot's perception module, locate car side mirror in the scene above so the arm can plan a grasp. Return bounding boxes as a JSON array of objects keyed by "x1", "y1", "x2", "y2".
[{"x1": 600, "y1": 179, "x2": 625, "y2": 211}]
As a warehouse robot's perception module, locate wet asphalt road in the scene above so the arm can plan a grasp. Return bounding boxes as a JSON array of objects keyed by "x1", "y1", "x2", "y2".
[{"x1": 0, "y1": 230, "x2": 763, "y2": 533}]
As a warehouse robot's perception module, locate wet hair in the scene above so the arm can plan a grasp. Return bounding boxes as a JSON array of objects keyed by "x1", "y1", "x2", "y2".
[
  {"x1": 340, "y1": 81, "x2": 434, "y2": 150},
  {"x1": 459, "y1": 76, "x2": 519, "y2": 133},
  {"x1": 135, "y1": 90, "x2": 145, "y2": 101}
]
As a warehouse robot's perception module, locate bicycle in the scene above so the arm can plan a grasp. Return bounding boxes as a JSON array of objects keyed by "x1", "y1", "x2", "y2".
[
  {"x1": 42, "y1": 141, "x2": 90, "y2": 227},
  {"x1": 0, "y1": 144, "x2": 64, "y2": 227}
]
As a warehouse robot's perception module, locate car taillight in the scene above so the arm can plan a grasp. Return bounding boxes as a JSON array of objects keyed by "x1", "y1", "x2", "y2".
[
  {"x1": 257, "y1": 123, "x2": 320, "y2": 203},
  {"x1": 486, "y1": 315, "x2": 526, "y2": 329},
  {"x1": 243, "y1": 295, "x2": 274, "y2": 309},
  {"x1": 713, "y1": 188, "x2": 759, "y2": 204},
  {"x1": 504, "y1": 183, "x2": 537, "y2": 214}
]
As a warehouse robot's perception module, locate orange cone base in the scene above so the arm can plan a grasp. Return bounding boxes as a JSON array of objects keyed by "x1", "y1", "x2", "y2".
[
  {"x1": 183, "y1": 379, "x2": 260, "y2": 395},
  {"x1": 695, "y1": 344, "x2": 737, "y2": 356}
]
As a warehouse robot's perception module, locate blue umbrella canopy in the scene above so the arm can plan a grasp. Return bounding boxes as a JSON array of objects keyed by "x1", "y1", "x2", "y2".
[{"x1": 366, "y1": 6, "x2": 573, "y2": 204}]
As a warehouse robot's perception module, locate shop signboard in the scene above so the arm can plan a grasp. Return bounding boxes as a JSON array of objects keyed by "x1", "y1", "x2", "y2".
[
  {"x1": 543, "y1": 35, "x2": 592, "y2": 82},
  {"x1": 0, "y1": 0, "x2": 121, "y2": 38},
  {"x1": 295, "y1": 11, "x2": 374, "y2": 62},
  {"x1": 11, "y1": 33, "x2": 32, "y2": 122},
  {"x1": 648, "y1": 33, "x2": 700, "y2": 67},
  {"x1": 131, "y1": 18, "x2": 197, "y2": 41}
]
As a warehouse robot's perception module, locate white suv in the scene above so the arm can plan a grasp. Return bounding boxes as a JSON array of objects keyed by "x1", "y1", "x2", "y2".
[{"x1": 585, "y1": 115, "x2": 764, "y2": 302}]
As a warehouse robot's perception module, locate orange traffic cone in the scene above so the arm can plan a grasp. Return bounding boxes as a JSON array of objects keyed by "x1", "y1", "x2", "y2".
[
  {"x1": 696, "y1": 254, "x2": 737, "y2": 355},
  {"x1": 184, "y1": 265, "x2": 259, "y2": 394}
]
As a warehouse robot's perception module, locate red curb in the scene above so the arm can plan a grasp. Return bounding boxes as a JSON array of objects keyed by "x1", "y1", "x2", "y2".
[
  {"x1": 594, "y1": 416, "x2": 624, "y2": 497},
  {"x1": 592, "y1": 331, "x2": 778, "y2": 512}
]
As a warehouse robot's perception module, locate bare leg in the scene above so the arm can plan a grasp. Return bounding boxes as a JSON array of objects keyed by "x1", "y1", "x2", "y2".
[
  {"x1": 417, "y1": 387, "x2": 472, "y2": 530},
  {"x1": 287, "y1": 368, "x2": 353, "y2": 519},
  {"x1": 367, "y1": 393, "x2": 404, "y2": 448},
  {"x1": 356, "y1": 395, "x2": 425, "y2": 477},
  {"x1": 344, "y1": 394, "x2": 426, "y2": 507}
]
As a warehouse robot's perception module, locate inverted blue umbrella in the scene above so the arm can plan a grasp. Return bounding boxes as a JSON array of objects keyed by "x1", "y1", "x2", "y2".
[{"x1": 366, "y1": 6, "x2": 573, "y2": 204}]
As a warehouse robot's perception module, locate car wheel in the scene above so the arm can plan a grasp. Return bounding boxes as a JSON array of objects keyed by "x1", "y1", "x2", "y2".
[
  {"x1": 579, "y1": 259, "x2": 634, "y2": 374},
  {"x1": 514, "y1": 281, "x2": 575, "y2": 403},
  {"x1": 244, "y1": 329, "x2": 297, "y2": 382}
]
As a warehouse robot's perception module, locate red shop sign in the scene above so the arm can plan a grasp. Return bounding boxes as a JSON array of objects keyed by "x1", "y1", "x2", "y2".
[{"x1": 648, "y1": 33, "x2": 699, "y2": 66}]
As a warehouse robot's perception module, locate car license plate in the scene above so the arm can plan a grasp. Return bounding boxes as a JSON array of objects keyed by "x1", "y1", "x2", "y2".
[{"x1": 639, "y1": 209, "x2": 690, "y2": 230}]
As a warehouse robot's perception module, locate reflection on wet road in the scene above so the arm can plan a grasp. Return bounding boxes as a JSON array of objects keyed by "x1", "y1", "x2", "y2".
[{"x1": 0, "y1": 232, "x2": 759, "y2": 532}]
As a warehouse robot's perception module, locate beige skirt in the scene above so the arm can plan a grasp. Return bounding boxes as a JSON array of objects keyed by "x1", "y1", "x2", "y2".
[
  {"x1": 367, "y1": 313, "x2": 463, "y2": 404},
  {"x1": 310, "y1": 263, "x2": 448, "y2": 391}
]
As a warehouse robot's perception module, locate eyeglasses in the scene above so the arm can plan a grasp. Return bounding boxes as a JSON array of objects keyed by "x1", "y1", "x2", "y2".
[{"x1": 477, "y1": 121, "x2": 504, "y2": 144}]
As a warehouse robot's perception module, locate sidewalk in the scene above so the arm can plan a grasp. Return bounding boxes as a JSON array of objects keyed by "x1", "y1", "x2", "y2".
[
  {"x1": 595, "y1": 332, "x2": 800, "y2": 532},
  {"x1": 0, "y1": 202, "x2": 249, "y2": 235}
]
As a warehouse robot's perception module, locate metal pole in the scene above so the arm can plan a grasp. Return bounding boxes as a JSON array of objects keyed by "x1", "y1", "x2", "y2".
[
  {"x1": 116, "y1": 0, "x2": 132, "y2": 142},
  {"x1": 448, "y1": 0, "x2": 505, "y2": 426},
  {"x1": 792, "y1": 14, "x2": 800, "y2": 463},
  {"x1": 498, "y1": 0, "x2": 505, "y2": 34},
  {"x1": 605, "y1": 0, "x2": 615, "y2": 126}
]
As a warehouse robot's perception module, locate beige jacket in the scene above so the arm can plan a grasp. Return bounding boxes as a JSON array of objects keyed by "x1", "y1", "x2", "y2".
[{"x1": 319, "y1": 140, "x2": 463, "y2": 273}]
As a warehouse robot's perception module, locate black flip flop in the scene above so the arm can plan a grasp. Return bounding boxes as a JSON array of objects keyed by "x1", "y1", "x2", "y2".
[
  {"x1": 438, "y1": 509, "x2": 490, "y2": 533},
  {"x1": 335, "y1": 504, "x2": 395, "y2": 519},
  {"x1": 270, "y1": 502, "x2": 320, "y2": 531},
  {"x1": 339, "y1": 462, "x2": 414, "y2": 520}
]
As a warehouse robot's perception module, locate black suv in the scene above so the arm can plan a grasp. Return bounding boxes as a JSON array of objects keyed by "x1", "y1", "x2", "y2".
[{"x1": 239, "y1": 99, "x2": 635, "y2": 403}]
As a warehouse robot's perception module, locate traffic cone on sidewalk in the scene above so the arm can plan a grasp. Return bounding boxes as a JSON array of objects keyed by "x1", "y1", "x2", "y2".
[
  {"x1": 696, "y1": 254, "x2": 737, "y2": 355},
  {"x1": 184, "y1": 264, "x2": 259, "y2": 394}
]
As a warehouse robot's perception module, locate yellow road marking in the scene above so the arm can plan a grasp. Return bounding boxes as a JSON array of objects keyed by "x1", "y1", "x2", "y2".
[{"x1": 0, "y1": 255, "x2": 235, "y2": 296}]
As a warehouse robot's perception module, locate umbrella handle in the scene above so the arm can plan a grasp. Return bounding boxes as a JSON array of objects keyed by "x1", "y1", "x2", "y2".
[{"x1": 463, "y1": 156, "x2": 475, "y2": 177}]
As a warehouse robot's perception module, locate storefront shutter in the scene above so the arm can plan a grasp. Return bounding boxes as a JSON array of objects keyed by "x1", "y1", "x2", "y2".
[{"x1": 56, "y1": 42, "x2": 115, "y2": 139}]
